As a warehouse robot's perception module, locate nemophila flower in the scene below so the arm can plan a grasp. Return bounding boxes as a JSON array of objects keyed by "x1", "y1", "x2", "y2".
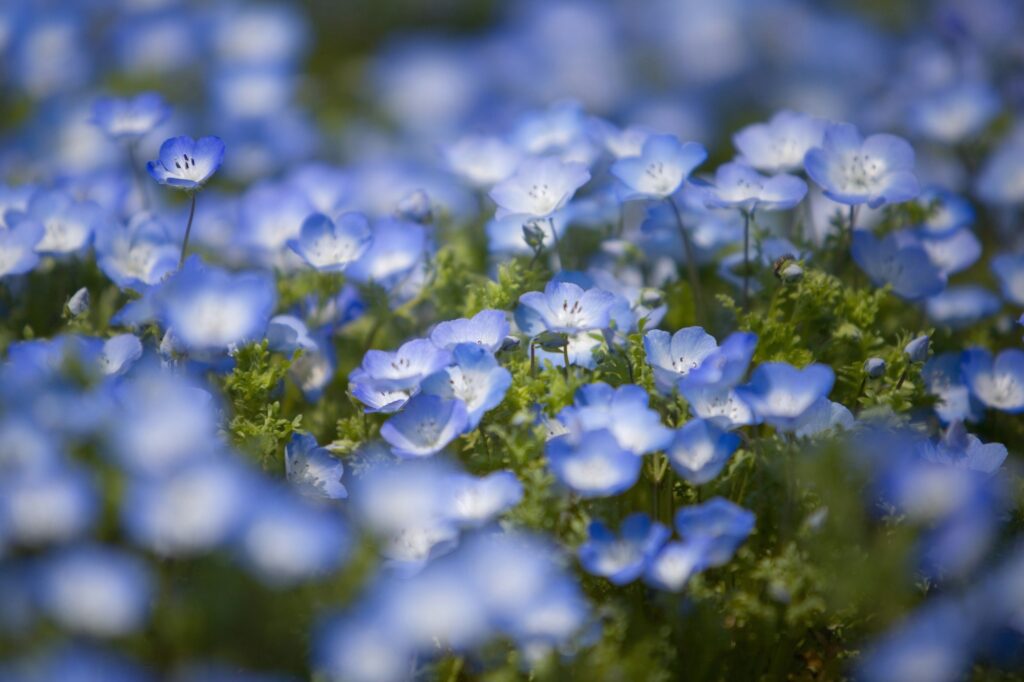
[
  {"x1": 680, "y1": 331, "x2": 758, "y2": 391},
  {"x1": 679, "y1": 384, "x2": 756, "y2": 430},
  {"x1": 675, "y1": 497, "x2": 755, "y2": 567},
  {"x1": 991, "y1": 253, "x2": 1024, "y2": 306},
  {"x1": 857, "y1": 603, "x2": 971, "y2": 682},
  {"x1": 287, "y1": 211, "x2": 372, "y2": 272},
  {"x1": 285, "y1": 163, "x2": 352, "y2": 215},
  {"x1": 515, "y1": 280, "x2": 616, "y2": 336},
  {"x1": 235, "y1": 180, "x2": 316, "y2": 268},
  {"x1": 146, "y1": 136, "x2": 225, "y2": 190},
  {"x1": 793, "y1": 398, "x2": 855, "y2": 439},
  {"x1": 916, "y1": 227, "x2": 980, "y2": 277},
  {"x1": 736, "y1": 362, "x2": 835, "y2": 431},
  {"x1": 923, "y1": 353, "x2": 984, "y2": 425},
  {"x1": 345, "y1": 217, "x2": 429, "y2": 290},
  {"x1": 36, "y1": 545, "x2": 152, "y2": 638},
  {"x1": 732, "y1": 110, "x2": 827, "y2": 173},
  {"x1": 975, "y1": 134, "x2": 1024, "y2": 205},
  {"x1": 557, "y1": 382, "x2": 672, "y2": 456},
  {"x1": 67, "y1": 287, "x2": 89, "y2": 317},
  {"x1": 349, "y1": 370, "x2": 415, "y2": 414},
  {"x1": 961, "y1": 347, "x2": 1024, "y2": 413},
  {"x1": 925, "y1": 286, "x2": 1001, "y2": 329},
  {"x1": 546, "y1": 429, "x2": 642, "y2": 498},
  {"x1": 804, "y1": 123, "x2": 920, "y2": 207},
  {"x1": 236, "y1": 490, "x2": 349, "y2": 586},
  {"x1": 533, "y1": 330, "x2": 605, "y2": 370},
  {"x1": 429, "y1": 309, "x2": 510, "y2": 353},
  {"x1": 285, "y1": 432, "x2": 347, "y2": 500},
  {"x1": 395, "y1": 189, "x2": 432, "y2": 223},
  {"x1": 94, "y1": 213, "x2": 178, "y2": 291},
  {"x1": 489, "y1": 156, "x2": 590, "y2": 220},
  {"x1": 444, "y1": 134, "x2": 521, "y2": 187},
  {"x1": 443, "y1": 470, "x2": 523, "y2": 527},
  {"x1": 699, "y1": 162, "x2": 807, "y2": 212},
  {"x1": 578, "y1": 513, "x2": 670, "y2": 585},
  {"x1": 156, "y1": 262, "x2": 276, "y2": 353},
  {"x1": 851, "y1": 230, "x2": 946, "y2": 300},
  {"x1": 908, "y1": 82, "x2": 1000, "y2": 145},
  {"x1": 380, "y1": 394, "x2": 470, "y2": 458},
  {"x1": 904, "y1": 334, "x2": 931, "y2": 363},
  {"x1": 98, "y1": 334, "x2": 143, "y2": 377},
  {"x1": 357, "y1": 338, "x2": 452, "y2": 392},
  {"x1": 267, "y1": 315, "x2": 317, "y2": 355},
  {"x1": 610, "y1": 134, "x2": 706, "y2": 200},
  {"x1": 90, "y1": 92, "x2": 170, "y2": 140},
  {"x1": 666, "y1": 418, "x2": 742, "y2": 485},
  {"x1": 0, "y1": 221, "x2": 43, "y2": 278},
  {"x1": 589, "y1": 119, "x2": 652, "y2": 159},
  {"x1": 644, "y1": 540, "x2": 707, "y2": 592},
  {"x1": 6, "y1": 189, "x2": 104, "y2": 256},
  {"x1": 1, "y1": 467, "x2": 98, "y2": 547},
  {"x1": 643, "y1": 327, "x2": 718, "y2": 394},
  {"x1": 122, "y1": 457, "x2": 251, "y2": 557},
  {"x1": 915, "y1": 187, "x2": 974, "y2": 237},
  {"x1": 421, "y1": 343, "x2": 512, "y2": 428},
  {"x1": 922, "y1": 422, "x2": 1007, "y2": 475}
]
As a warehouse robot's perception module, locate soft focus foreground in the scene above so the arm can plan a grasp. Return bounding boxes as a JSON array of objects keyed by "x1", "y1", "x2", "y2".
[{"x1": 1, "y1": 1, "x2": 1024, "y2": 681}]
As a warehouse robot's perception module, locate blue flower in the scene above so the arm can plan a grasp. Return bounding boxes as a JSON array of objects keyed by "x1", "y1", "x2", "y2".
[
  {"x1": 489, "y1": 156, "x2": 590, "y2": 220},
  {"x1": 923, "y1": 353, "x2": 984, "y2": 425},
  {"x1": 36, "y1": 545, "x2": 152, "y2": 637},
  {"x1": 851, "y1": 229, "x2": 946, "y2": 300},
  {"x1": 0, "y1": 221, "x2": 43, "y2": 278},
  {"x1": 146, "y1": 136, "x2": 225, "y2": 190},
  {"x1": 908, "y1": 81, "x2": 1000, "y2": 145},
  {"x1": 444, "y1": 134, "x2": 521, "y2": 188},
  {"x1": 916, "y1": 227, "x2": 980, "y2": 277},
  {"x1": 285, "y1": 432, "x2": 347, "y2": 500},
  {"x1": 732, "y1": 110, "x2": 827, "y2": 173},
  {"x1": 546, "y1": 429, "x2": 642, "y2": 498},
  {"x1": 644, "y1": 540, "x2": 707, "y2": 592},
  {"x1": 915, "y1": 187, "x2": 974, "y2": 237},
  {"x1": 643, "y1": 327, "x2": 718, "y2": 394},
  {"x1": 356, "y1": 338, "x2": 452, "y2": 392},
  {"x1": 94, "y1": 212, "x2": 178, "y2": 291},
  {"x1": 804, "y1": 123, "x2": 920, "y2": 207},
  {"x1": 991, "y1": 253, "x2": 1024, "y2": 306},
  {"x1": 975, "y1": 134, "x2": 1024, "y2": 205},
  {"x1": 442, "y1": 470, "x2": 523, "y2": 527},
  {"x1": 156, "y1": 261, "x2": 276, "y2": 353},
  {"x1": 557, "y1": 382, "x2": 672, "y2": 456},
  {"x1": 699, "y1": 162, "x2": 807, "y2": 212},
  {"x1": 345, "y1": 217, "x2": 429, "y2": 291},
  {"x1": 925, "y1": 286, "x2": 1001, "y2": 329},
  {"x1": 923, "y1": 422, "x2": 1007, "y2": 474},
  {"x1": 380, "y1": 394, "x2": 470, "y2": 458},
  {"x1": 666, "y1": 418, "x2": 742, "y2": 485},
  {"x1": 578, "y1": 513, "x2": 670, "y2": 585},
  {"x1": 0, "y1": 466, "x2": 98, "y2": 547},
  {"x1": 610, "y1": 133, "x2": 707, "y2": 200},
  {"x1": 792, "y1": 398, "x2": 855, "y2": 438},
  {"x1": 98, "y1": 334, "x2": 143, "y2": 377},
  {"x1": 429, "y1": 309, "x2": 510, "y2": 353},
  {"x1": 674, "y1": 497, "x2": 755, "y2": 567},
  {"x1": 680, "y1": 331, "x2": 758, "y2": 391},
  {"x1": 961, "y1": 347, "x2": 1024, "y2": 413},
  {"x1": 235, "y1": 489, "x2": 349, "y2": 586},
  {"x1": 90, "y1": 92, "x2": 170, "y2": 140},
  {"x1": 287, "y1": 211, "x2": 372, "y2": 272},
  {"x1": 857, "y1": 603, "x2": 971, "y2": 682},
  {"x1": 678, "y1": 385, "x2": 756, "y2": 430},
  {"x1": 7, "y1": 189, "x2": 103, "y2": 255},
  {"x1": 421, "y1": 343, "x2": 511, "y2": 428},
  {"x1": 515, "y1": 280, "x2": 617, "y2": 336},
  {"x1": 736, "y1": 362, "x2": 835, "y2": 431}
]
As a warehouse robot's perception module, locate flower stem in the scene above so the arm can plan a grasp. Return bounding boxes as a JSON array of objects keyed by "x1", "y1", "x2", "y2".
[
  {"x1": 178, "y1": 191, "x2": 197, "y2": 269},
  {"x1": 547, "y1": 217, "x2": 563, "y2": 271},
  {"x1": 742, "y1": 209, "x2": 751, "y2": 309},
  {"x1": 127, "y1": 141, "x2": 150, "y2": 211},
  {"x1": 666, "y1": 197, "x2": 705, "y2": 325}
]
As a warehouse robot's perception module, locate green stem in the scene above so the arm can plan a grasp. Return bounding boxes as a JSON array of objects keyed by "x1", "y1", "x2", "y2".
[
  {"x1": 667, "y1": 197, "x2": 705, "y2": 324},
  {"x1": 547, "y1": 217, "x2": 563, "y2": 271},
  {"x1": 742, "y1": 209, "x2": 751, "y2": 309},
  {"x1": 178, "y1": 191, "x2": 197, "y2": 269}
]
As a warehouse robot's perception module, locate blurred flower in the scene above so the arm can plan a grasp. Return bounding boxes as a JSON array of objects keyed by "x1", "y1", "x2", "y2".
[
  {"x1": 667, "y1": 418, "x2": 742, "y2": 484},
  {"x1": 578, "y1": 513, "x2": 670, "y2": 585},
  {"x1": 546, "y1": 429, "x2": 642, "y2": 498},
  {"x1": 962, "y1": 347, "x2": 1024, "y2": 413},
  {"x1": 804, "y1": 123, "x2": 919, "y2": 207},
  {"x1": 90, "y1": 92, "x2": 170, "y2": 141},
  {"x1": 733, "y1": 110, "x2": 827, "y2": 173},
  {"x1": 736, "y1": 362, "x2": 835, "y2": 431},
  {"x1": 287, "y1": 212, "x2": 372, "y2": 273}
]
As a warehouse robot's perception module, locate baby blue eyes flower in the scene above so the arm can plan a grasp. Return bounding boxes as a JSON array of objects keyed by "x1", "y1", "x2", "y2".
[
  {"x1": 444, "y1": 134, "x2": 521, "y2": 187},
  {"x1": 732, "y1": 109, "x2": 827, "y2": 173},
  {"x1": 991, "y1": 253, "x2": 1024, "y2": 306},
  {"x1": 380, "y1": 394, "x2": 470, "y2": 458},
  {"x1": 643, "y1": 327, "x2": 718, "y2": 394},
  {"x1": 557, "y1": 382, "x2": 672, "y2": 456},
  {"x1": 285, "y1": 432, "x2": 347, "y2": 500},
  {"x1": 421, "y1": 343, "x2": 512, "y2": 428},
  {"x1": 735, "y1": 362, "x2": 835, "y2": 432},
  {"x1": 287, "y1": 211, "x2": 372, "y2": 272},
  {"x1": 147, "y1": 135, "x2": 226, "y2": 191},
  {"x1": 156, "y1": 262, "x2": 276, "y2": 353},
  {"x1": 90, "y1": 92, "x2": 170, "y2": 140},
  {"x1": 851, "y1": 230, "x2": 946, "y2": 301},
  {"x1": 7, "y1": 189, "x2": 103, "y2": 256},
  {"x1": 961, "y1": 347, "x2": 1024, "y2": 413},
  {"x1": 546, "y1": 429, "x2": 642, "y2": 498},
  {"x1": 908, "y1": 81, "x2": 1000, "y2": 145},
  {"x1": 674, "y1": 497, "x2": 755, "y2": 567},
  {"x1": 975, "y1": 134, "x2": 1024, "y2": 205},
  {"x1": 429, "y1": 309, "x2": 510, "y2": 353},
  {"x1": 444, "y1": 470, "x2": 523, "y2": 527},
  {"x1": 515, "y1": 280, "x2": 617, "y2": 336},
  {"x1": 356, "y1": 338, "x2": 452, "y2": 392},
  {"x1": 915, "y1": 187, "x2": 974, "y2": 237},
  {"x1": 804, "y1": 122, "x2": 920, "y2": 208},
  {"x1": 923, "y1": 353, "x2": 983, "y2": 425},
  {"x1": 700, "y1": 162, "x2": 807, "y2": 212},
  {"x1": 610, "y1": 133, "x2": 707, "y2": 200},
  {"x1": 666, "y1": 418, "x2": 742, "y2": 485},
  {"x1": 0, "y1": 221, "x2": 43, "y2": 278},
  {"x1": 925, "y1": 286, "x2": 1001, "y2": 329},
  {"x1": 489, "y1": 156, "x2": 591, "y2": 220},
  {"x1": 578, "y1": 513, "x2": 670, "y2": 585},
  {"x1": 37, "y1": 545, "x2": 153, "y2": 638}
]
